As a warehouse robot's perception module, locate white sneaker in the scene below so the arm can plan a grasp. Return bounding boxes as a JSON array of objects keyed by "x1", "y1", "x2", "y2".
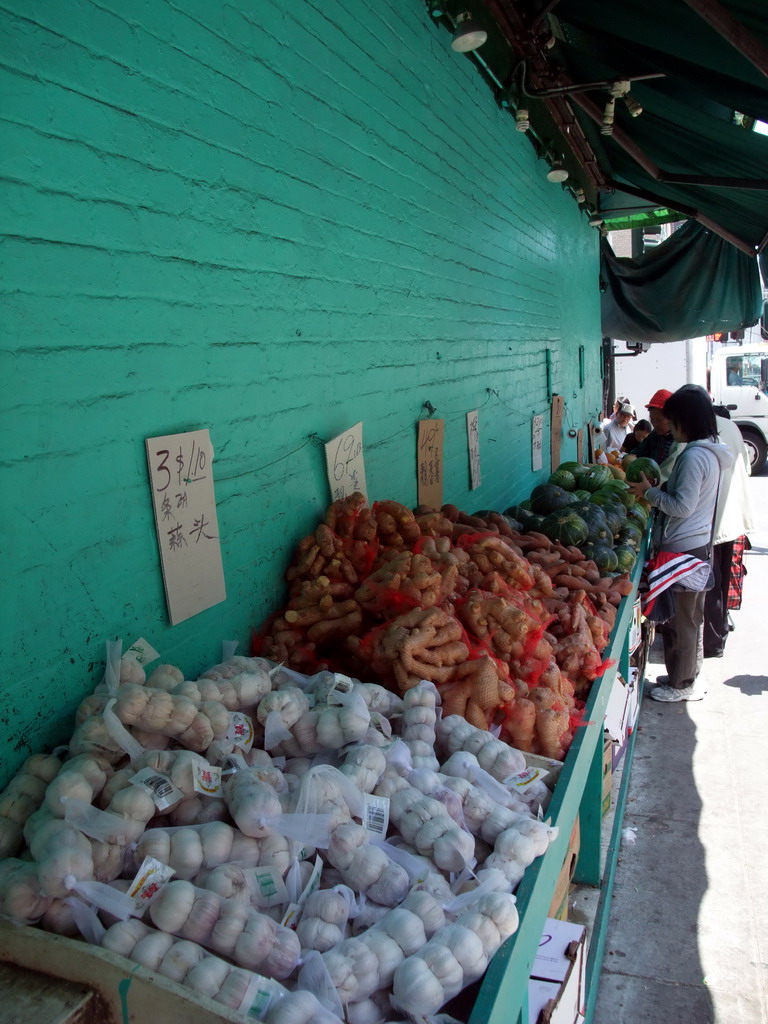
[{"x1": 648, "y1": 684, "x2": 706, "y2": 703}]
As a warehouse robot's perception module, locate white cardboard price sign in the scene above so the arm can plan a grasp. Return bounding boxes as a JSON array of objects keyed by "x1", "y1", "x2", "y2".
[
  {"x1": 532, "y1": 414, "x2": 544, "y2": 472},
  {"x1": 146, "y1": 429, "x2": 226, "y2": 626},
  {"x1": 417, "y1": 418, "x2": 445, "y2": 509},
  {"x1": 466, "y1": 410, "x2": 481, "y2": 490},
  {"x1": 325, "y1": 422, "x2": 368, "y2": 502}
]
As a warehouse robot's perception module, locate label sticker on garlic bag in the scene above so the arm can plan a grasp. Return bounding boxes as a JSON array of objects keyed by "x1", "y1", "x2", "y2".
[
  {"x1": 220, "y1": 752, "x2": 249, "y2": 776},
  {"x1": 329, "y1": 673, "x2": 354, "y2": 695},
  {"x1": 362, "y1": 794, "x2": 390, "y2": 838},
  {"x1": 127, "y1": 856, "x2": 175, "y2": 915},
  {"x1": 504, "y1": 767, "x2": 549, "y2": 792},
  {"x1": 280, "y1": 902, "x2": 303, "y2": 930},
  {"x1": 298, "y1": 855, "x2": 324, "y2": 906},
  {"x1": 225, "y1": 712, "x2": 254, "y2": 752},
  {"x1": 130, "y1": 767, "x2": 183, "y2": 811},
  {"x1": 247, "y1": 866, "x2": 289, "y2": 908},
  {"x1": 192, "y1": 762, "x2": 223, "y2": 797}
]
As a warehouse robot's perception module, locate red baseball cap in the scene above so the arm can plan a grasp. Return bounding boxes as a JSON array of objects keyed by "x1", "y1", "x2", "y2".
[{"x1": 646, "y1": 389, "x2": 673, "y2": 410}]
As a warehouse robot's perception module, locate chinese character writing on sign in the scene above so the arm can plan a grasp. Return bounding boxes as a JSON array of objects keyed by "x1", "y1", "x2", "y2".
[
  {"x1": 161, "y1": 495, "x2": 173, "y2": 521},
  {"x1": 168, "y1": 523, "x2": 188, "y2": 550},
  {"x1": 189, "y1": 515, "x2": 216, "y2": 543}
]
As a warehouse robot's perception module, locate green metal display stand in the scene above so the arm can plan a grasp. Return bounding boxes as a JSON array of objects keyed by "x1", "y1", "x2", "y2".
[{"x1": 469, "y1": 554, "x2": 644, "y2": 1024}]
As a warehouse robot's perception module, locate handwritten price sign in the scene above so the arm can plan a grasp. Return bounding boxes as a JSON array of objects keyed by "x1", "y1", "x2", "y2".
[
  {"x1": 324, "y1": 422, "x2": 368, "y2": 502},
  {"x1": 531, "y1": 415, "x2": 544, "y2": 472},
  {"x1": 466, "y1": 410, "x2": 481, "y2": 490},
  {"x1": 417, "y1": 419, "x2": 445, "y2": 509},
  {"x1": 146, "y1": 428, "x2": 226, "y2": 625}
]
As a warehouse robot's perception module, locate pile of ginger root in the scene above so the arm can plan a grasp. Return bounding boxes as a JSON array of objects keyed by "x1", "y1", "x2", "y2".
[{"x1": 258, "y1": 495, "x2": 632, "y2": 761}]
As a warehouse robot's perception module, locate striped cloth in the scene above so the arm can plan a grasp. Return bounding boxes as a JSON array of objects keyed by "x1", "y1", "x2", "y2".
[
  {"x1": 727, "y1": 535, "x2": 750, "y2": 610},
  {"x1": 640, "y1": 550, "x2": 712, "y2": 617}
]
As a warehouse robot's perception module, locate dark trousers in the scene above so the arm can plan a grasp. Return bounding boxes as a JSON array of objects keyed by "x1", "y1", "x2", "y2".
[
  {"x1": 663, "y1": 544, "x2": 710, "y2": 690},
  {"x1": 703, "y1": 540, "x2": 734, "y2": 657}
]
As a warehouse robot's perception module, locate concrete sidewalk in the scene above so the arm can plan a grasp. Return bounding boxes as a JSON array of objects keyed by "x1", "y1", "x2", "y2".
[{"x1": 593, "y1": 472, "x2": 768, "y2": 1024}]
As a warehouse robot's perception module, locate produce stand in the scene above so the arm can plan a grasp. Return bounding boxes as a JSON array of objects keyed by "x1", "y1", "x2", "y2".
[{"x1": 470, "y1": 551, "x2": 644, "y2": 1024}]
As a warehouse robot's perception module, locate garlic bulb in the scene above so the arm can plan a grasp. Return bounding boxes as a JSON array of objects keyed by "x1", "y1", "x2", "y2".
[
  {"x1": 224, "y1": 768, "x2": 283, "y2": 838},
  {"x1": 0, "y1": 858, "x2": 51, "y2": 923},
  {"x1": 296, "y1": 889, "x2": 352, "y2": 952},
  {"x1": 326, "y1": 822, "x2": 409, "y2": 907},
  {"x1": 340, "y1": 745, "x2": 387, "y2": 794},
  {"x1": 374, "y1": 771, "x2": 474, "y2": 873},
  {"x1": 30, "y1": 820, "x2": 95, "y2": 898},
  {"x1": 436, "y1": 716, "x2": 526, "y2": 780},
  {"x1": 392, "y1": 891, "x2": 518, "y2": 1015},
  {"x1": 146, "y1": 664, "x2": 185, "y2": 691},
  {"x1": 265, "y1": 989, "x2": 344, "y2": 1024},
  {"x1": 149, "y1": 880, "x2": 300, "y2": 978},
  {"x1": 400, "y1": 682, "x2": 440, "y2": 771}
]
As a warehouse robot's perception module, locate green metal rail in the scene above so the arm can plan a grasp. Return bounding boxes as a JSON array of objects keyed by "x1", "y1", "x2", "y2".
[{"x1": 469, "y1": 553, "x2": 643, "y2": 1024}]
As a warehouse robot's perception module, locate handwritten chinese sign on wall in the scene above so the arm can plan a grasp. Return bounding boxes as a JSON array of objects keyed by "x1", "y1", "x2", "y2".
[
  {"x1": 146, "y1": 429, "x2": 226, "y2": 626},
  {"x1": 551, "y1": 395, "x2": 565, "y2": 471},
  {"x1": 417, "y1": 419, "x2": 445, "y2": 509},
  {"x1": 466, "y1": 410, "x2": 481, "y2": 491},
  {"x1": 325, "y1": 422, "x2": 368, "y2": 502},
  {"x1": 531, "y1": 414, "x2": 544, "y2": 472}
]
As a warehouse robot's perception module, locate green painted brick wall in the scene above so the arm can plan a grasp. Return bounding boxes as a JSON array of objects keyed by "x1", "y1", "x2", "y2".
[{"x1": 0, "y1": 0, "x2": 602, "y2": 783}]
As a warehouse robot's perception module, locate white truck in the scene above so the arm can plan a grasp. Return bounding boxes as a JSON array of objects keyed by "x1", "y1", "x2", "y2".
[{"x1": 615, "y1": 339, "x2": 768, "y2": 471}]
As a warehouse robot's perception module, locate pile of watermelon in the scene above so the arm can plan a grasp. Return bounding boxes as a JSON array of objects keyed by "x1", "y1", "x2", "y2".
[{"x1": 504, "y1": 458, "x2": 660, "y2": 577}]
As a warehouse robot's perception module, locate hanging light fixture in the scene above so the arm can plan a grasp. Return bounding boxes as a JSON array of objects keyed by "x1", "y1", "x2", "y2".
[
  {"x1": 546, "y1": 161, "x2": 568, "y2": 183},
  {"x1": 515, "y1": 108, "x2": 531, "y2": 132},
  {"x1": 451, "y1": 11, "x2": 487, "y2": 52},
  {"x1": 624, "y1": 94, "x2": 643, "y2": 117}
]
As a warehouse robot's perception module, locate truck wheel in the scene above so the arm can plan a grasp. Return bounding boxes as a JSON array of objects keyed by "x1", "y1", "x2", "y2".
[{"x1": 740, "y1": 429, "x2": 767, "y2": 474}]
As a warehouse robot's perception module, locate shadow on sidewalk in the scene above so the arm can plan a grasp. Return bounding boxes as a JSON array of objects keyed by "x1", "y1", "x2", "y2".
[
  {"x1": 723, "y1": 673, "x2": 768, "y2": 695},
  {"x1": 594, "y1": 666, "x2": 716, "y2": 1021}
]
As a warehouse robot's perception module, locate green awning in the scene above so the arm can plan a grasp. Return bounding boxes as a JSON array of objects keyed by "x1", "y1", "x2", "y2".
[
  {"x1": 431, "y1": 0, "x2": 768, "y2": 253},
  {"x1": 601, "y1": 220, "x2": 762, "y2": 343}
]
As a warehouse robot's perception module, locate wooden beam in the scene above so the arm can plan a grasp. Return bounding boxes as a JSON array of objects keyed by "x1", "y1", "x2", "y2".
[
  {"x1": 662, "y1": 174, "x2": 768, "y2": 190},
  {"x1": 604, "y1": 179, "x2": 757, "y2": 255},
  {"x1": 681, "y1": 0, "x2": 768, "y2": 79}
]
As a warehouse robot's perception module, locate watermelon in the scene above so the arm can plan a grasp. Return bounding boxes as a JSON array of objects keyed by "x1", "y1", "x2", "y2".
[
  {"x1": 505, "y1": 504, "x2": 534, "y2": 523},
  {"x1": 522, "y1": 515, "x2": 546, "y2": 534},
  {"x1": 548, "y1": 469, "x2": 577, "y2": 492},
  {"x1": 573, "y1": 489, "x2": 591, "y2": 501},
  {"x1": 502, "y1": 515, "x2": 523, "y2": 532},
  {"x1": 625, "y1": 457, "x2": 661, "y2": 487},
  {"x1": 589, "y1": 491, "x2": 625, "y2": 514},
  {"x1": 580, "y1": 465, "x2": 614, "y2": 492},
  {"x1": 600, "y1": 480, "x2": 635, "y2": 509},
  {"x1": 614, "y1": 545, "x2": 637, "y2": 574},
  {"x1": 530, "y1": 484, "x2": 576, "y2": 516},
  {"x1": 557, "y1": 461, "x2": 587, "y2": 477},
  {"x1": 540, "y1": 509, "x2": 589, "y2": 547}
]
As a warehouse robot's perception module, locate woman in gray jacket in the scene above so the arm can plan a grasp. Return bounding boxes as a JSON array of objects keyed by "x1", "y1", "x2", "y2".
[{"x1": 627, "y1": 389, "x2": 733, "y2": 703}]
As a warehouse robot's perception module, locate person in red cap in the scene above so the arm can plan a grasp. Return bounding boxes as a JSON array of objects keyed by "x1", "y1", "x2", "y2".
[{"x1": 630, "y1": 388, "x2": 683, "y2": 482}]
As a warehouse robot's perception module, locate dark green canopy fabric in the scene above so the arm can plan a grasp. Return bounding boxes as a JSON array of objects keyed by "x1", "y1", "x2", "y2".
[
  {"x1": 601, "y1": 221, "x2": 763, "y2": 343},
  {"x1": 552, "y1": 0, "x2": 768, "y2": 251}
]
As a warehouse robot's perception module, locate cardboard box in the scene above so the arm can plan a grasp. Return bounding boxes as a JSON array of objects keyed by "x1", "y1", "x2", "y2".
[
  {"x1": 522, "y1": 751, "x2": 565, "y2": 790},
  {"x1": 604, "y1": 668, "x2": 640, "y2": 744},
  {"x1": 628, "y1": 598, "x2": 642, "y2": 653},
  {"x1": 528, "y1": 918, "x2": 587, "y2": 1024},
  {"x1": 601, "y1": 734, "x2": 612, "y2": 818},
  {"x1": 548, "y1": 818, "x2": 580, "y2": 921}
]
